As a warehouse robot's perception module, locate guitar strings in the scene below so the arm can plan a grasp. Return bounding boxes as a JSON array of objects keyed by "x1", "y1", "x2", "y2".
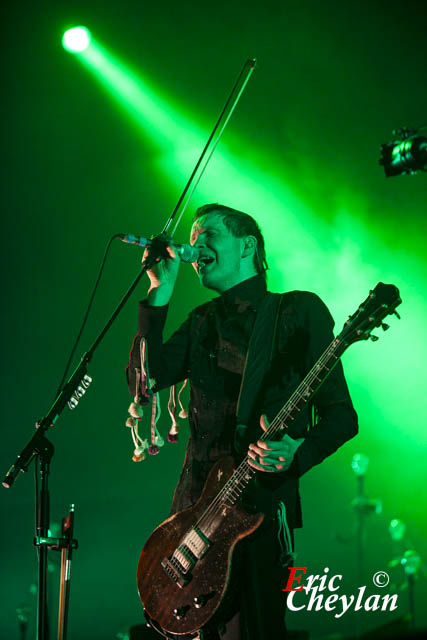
[
  {"x1": 192, "y1": 338, "x2": 345, "y2": 535},
  {"x1": 195, "y1": 339, "x2": 344, "y2": 534},
  {"x1": 174, "y1": 339, "x2": 345, "y2": 566}
]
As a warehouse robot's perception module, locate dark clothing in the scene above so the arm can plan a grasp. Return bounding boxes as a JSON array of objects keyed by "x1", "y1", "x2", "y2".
[
  {"x1": 127, "y1": 274, "x2": 358, "y2": 527},
  {"x1": 126, "y1": 274, "x2": 358, "y2": 639},
  {"x1": 213, "y1": 515, "x2": 292, "y2": 640}
]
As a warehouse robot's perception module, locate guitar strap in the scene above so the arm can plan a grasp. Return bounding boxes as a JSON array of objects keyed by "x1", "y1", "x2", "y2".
[{"x1": 234, "y1": 291, "x2": 284, "y2": 454}]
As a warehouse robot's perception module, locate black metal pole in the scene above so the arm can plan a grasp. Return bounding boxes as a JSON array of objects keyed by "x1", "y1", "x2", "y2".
[{"x1": 35, "y1": 438, "x2": 54, "y2": 640}]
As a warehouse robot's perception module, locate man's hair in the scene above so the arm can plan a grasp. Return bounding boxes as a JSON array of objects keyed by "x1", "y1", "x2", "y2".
[{"x1": 193, "y1": 203, "x2": 268, "y2": 279}]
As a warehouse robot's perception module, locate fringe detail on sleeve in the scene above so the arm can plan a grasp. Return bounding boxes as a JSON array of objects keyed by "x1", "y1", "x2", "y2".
[
  {"x1": 125, "y1": 337, "x2": 189, "y2": 461},
  {"x1": 167, "y1": 379, "x2": 188, "y2": 442}
]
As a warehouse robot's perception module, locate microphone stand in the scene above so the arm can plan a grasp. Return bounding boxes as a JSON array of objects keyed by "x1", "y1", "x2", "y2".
[
  {"x1": 388, "y1": 521, "x2": 423, "y2": 631},
  {"x1": 1, "y1": 58, "x2": 257, "y2": 640},
  {"x1": 350, "y1": 454, "x2": 382, "y2": 639}
]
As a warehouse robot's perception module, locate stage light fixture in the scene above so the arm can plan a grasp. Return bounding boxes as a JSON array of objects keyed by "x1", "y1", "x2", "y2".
[
  {"x1": 62, "y1": 27, "x2": 91, "y2": 53},
  {"x1": 379, "y1": 126, "x2": 427, "y2": 177}
]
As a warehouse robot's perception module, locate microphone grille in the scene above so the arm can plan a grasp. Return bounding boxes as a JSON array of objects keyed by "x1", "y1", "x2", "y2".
[{"x1": 178, "y1": 244, "x2": 199, "y2": 263}]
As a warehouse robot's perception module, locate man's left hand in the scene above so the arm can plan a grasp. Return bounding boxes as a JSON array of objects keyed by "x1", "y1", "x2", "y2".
[{"x1": 247, "y1": 414, "x2": 304, "y2": 473}]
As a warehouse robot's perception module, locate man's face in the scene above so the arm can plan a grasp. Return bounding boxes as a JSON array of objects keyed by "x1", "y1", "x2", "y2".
[{"x1": 190, "y1": 213, "x2": 245, "y2": 293}]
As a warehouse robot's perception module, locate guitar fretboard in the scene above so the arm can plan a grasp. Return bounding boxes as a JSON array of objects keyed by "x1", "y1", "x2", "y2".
[{"x1": 196, "y1": 337, "x2": 347, "y2": 531}]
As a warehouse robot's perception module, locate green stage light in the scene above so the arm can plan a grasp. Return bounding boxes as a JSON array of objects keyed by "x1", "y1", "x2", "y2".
[{"x1": 62, "y1": 27, "x2": 91, "y2": 53}]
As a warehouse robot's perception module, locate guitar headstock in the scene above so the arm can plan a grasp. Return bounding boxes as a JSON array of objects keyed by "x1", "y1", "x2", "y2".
[{"x1": 338, "y1": 283, "x2": 402, "y2": 344}]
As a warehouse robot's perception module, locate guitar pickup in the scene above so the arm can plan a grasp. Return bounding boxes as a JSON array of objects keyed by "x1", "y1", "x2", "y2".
[{"x1": 185, "y1": 526, "x2": 211, "y2": 560}]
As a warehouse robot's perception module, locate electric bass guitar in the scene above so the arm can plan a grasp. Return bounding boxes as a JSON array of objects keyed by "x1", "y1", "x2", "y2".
[{"x1": 137, "y1": 282, "x2": 401, "y2": 639}]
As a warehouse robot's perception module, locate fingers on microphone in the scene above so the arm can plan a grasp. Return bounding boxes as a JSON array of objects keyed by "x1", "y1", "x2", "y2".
[{"x1": 166, "y1": 245, "x2": 177, "y2": 259}]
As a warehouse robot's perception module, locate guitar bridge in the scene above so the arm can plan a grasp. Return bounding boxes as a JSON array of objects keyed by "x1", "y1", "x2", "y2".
[
  {"x1": 161, "y1": 556, "x2": 190, "y2": 588},
  {"x1": 162, "y1": 526, "x2": 212, "y2": 587}
]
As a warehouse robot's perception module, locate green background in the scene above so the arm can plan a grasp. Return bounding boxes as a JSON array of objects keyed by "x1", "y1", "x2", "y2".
[{"x1": 1, "y1": 1, "x2": 426, "y2": 638}]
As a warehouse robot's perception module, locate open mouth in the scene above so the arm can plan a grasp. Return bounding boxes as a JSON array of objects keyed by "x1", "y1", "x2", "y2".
[{"x1": 197, "y1": 255, "x2": 215, "y2": 271}]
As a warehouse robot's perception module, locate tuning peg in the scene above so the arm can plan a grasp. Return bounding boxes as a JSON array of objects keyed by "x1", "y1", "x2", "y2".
[
  {"x1": 370, "y1": 335, "x2": 380, "y2": 342},
  {"x1": 393, "y1": 310, "x2": 401, "y2": 319},
  {"x1": 381, "y1": 323, "x2": 390, "y2": 331}
]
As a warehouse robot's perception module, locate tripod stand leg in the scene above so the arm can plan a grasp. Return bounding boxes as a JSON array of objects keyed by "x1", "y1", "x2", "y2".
[{"x1": 57, "y1": 505, "x2": 75, "y2": 640}]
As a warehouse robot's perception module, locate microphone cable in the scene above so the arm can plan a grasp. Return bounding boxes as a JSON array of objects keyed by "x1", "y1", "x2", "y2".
[{"x1": 53, "y1": 233, "x2": 122, "y2": 400}]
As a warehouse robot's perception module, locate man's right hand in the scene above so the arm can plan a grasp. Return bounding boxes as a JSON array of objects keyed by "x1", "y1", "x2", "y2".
[{"x1": 143, "y1": 242, "x2": 181, "y2": 306}]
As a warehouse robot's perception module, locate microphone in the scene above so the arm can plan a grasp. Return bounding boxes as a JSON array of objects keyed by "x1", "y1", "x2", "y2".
[{"x1": 118, "y1": 234, "x2": 198, "y2": 263}]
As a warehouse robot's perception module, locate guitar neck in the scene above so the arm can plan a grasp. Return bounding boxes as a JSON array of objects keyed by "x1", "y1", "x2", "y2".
[
  {"x1": 262, "y1": 336, "x2": 348, "y2": 442},
  {"x1": 197, "y1": 336, "x2": 348, "y2": 523}
]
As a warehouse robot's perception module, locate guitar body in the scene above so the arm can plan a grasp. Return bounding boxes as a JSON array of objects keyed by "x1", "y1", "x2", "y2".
[{"x1": 137, "y1": 457, "x2": 263, "y2": 637}]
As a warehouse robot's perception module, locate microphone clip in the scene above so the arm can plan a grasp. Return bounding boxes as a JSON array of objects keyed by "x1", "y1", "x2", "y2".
[{"x1": 142, "y1": 234, "x2": 174, "y2": 269}]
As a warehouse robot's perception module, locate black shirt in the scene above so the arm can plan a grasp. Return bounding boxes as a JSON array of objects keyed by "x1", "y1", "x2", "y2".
[{"x1": 127, "y1": 275, "x2": 358, "y2": 527}]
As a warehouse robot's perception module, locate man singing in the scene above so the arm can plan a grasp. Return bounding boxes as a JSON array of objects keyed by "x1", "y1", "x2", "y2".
[{"x1": 127, "y1": 203, "x2": 358, "y2": 639}]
